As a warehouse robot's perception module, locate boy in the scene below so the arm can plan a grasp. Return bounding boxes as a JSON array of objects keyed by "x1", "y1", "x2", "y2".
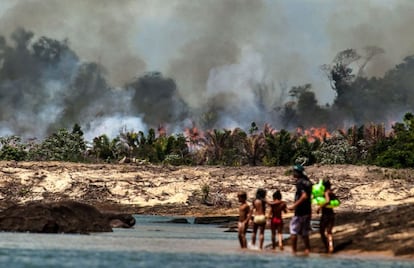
[
  {"x1": 268, "y1": 190, "x2": 287, "y2": 251},
  {"x1": 237, "y1": 191, "x2": 250, "y2": 249}
]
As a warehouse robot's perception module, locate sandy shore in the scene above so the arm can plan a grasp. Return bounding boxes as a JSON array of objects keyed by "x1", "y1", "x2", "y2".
[{"x1": 0, "y1": 161, "x2": 413, "y2": 259}]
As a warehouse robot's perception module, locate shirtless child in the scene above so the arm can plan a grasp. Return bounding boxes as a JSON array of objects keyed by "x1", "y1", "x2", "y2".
[
  {"x1": 250, "y1": 188, "x2": 267, "y2": 250},
  {"x1": 268, "y1": 190, "x2": 287, "y2": 251},
  {"x1": 237, "y1": 191, "x2": 250, "y2": 249}
]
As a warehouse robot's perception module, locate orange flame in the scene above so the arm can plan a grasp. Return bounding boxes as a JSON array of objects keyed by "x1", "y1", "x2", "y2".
[
  {"x1": 157, "y1": 124, "x2": 167, "y2": 137},
  {"x1": 296, "y1": 127, "x2": 331, "y2": 142},
  {"x1": 263, "y1": 123, "x2": 278, "y2": 136},
  {"x1": 184, "y1": 124, "x2": 205, "y2": 150}
]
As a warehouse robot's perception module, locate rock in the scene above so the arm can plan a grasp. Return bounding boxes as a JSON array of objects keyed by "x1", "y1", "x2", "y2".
[
  {"x1": 152, "y1": 218, "x2": 190, "y2": 224},
  {"x1": 224, "y1": 227, "x2": 237, "y2": 233},
  {"x1": 168, "y1": 218, "x2": 190, "y2": 224},
  {"x1": 108, "y1": 219, "x2": 130, "y2": 228},
  {"x1": 102, "y1": 212, "x2": 136, "y2": 228},
  {"x1": 0, "y1": 201, "x2": 113, "y2": 234},
  {"x1": 194, "y1": 216, "x2": 239, "y2": 224}
]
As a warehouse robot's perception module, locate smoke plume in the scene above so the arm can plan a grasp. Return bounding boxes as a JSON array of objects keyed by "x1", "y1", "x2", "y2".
[{"x1": 0, "y1": 0, "x2": 413, "y2": 141}]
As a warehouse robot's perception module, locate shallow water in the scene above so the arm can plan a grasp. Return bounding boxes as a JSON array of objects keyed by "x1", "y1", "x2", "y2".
[{"x1": 0, "y1": 215, "x2": 411, "y2": 268}]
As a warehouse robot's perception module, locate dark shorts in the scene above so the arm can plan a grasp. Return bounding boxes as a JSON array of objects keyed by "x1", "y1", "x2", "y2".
[
  {"x1": 320, "y1": 213, "x2": 335, "y2": 233},
  {"x1": 290, "y1": 215, "x2": 311, "y2": 236}
]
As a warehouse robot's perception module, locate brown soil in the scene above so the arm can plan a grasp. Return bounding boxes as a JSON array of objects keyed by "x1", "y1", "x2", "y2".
[{"x1": 0, "y1": 161, "x2": 413, "y2": 259}]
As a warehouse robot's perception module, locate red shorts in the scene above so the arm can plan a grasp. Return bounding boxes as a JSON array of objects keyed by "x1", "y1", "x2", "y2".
[{"x1": 271, "y1": 217, "x2": 282, "y2": 226}]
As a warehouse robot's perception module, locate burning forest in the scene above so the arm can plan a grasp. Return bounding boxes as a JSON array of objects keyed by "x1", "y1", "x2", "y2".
[
  {"x1": 0, "y1": 26, "x2": 414, "y2": 169},
  {"x1": 0, "y1": 27, "x2": 413, "y2": 141},
  {"x1": 0, "y1": 1, "x2": 414, "y2": 168}
]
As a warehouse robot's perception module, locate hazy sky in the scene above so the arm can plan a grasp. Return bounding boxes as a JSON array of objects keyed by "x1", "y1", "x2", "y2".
[
  {"x1": 0, "y1": 0, "x2": 413, "y2": 139},
  {"x1": 1, "y1": 0, "x2": 411, "y2": 102}
]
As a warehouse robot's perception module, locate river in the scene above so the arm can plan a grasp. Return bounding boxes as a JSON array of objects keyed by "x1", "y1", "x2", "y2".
[{"x1": 0, "y1": 215, "x2": 410, "y2": 267}]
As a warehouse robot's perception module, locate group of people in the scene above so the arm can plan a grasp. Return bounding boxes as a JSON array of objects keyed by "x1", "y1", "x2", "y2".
[{"x1": 237, "y1": 164, "x2": 336, "y2": 255}]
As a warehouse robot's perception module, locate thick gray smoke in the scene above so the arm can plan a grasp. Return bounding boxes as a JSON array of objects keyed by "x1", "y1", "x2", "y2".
[{"x1": 0, "y1": 0, "x2": 413, "y2": 141}]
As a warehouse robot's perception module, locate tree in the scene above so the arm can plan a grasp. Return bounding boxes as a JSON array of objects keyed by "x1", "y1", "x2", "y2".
[
  {"x1": 90, "y1": 134, "x2": 120, "y2": 162},
  {"x1": 285, "y1": 84, "x2": 330, "y2": 128},
  {"x1": 223, "y1": 128, "x2": 247, "y2": 166},
  {"x1": 321, "y1": 49, "x2": 360, "y2": 122},
  {"x1": 244, "y1": 131, "x2": 265, "y2": 166},
  {"x1": 312, "y1": 131, "x2": 358, "y2": 165},
  {"x1": 293, "y1": 136, "x2": 320, "y2": 166},
  {"x1": 0, "y1": 136, "x2": 27, "y2": 161},
  {"x1": 263, "y1": 129, "x2": 295, "y2": 166},
  {"x1": 33, "y1": 125, "x2": 87, "y2": 162},
  {"x1": 158, "y1": 134, "x2": 190, "y2": 165},
  {"x1": 372, "y1": 113, "x2": 414, "y2": 168},
  {"x1": 203, "y1": 129, "x2": 232, "y2": 165},
  {"x1": 32, "y1": 36, "x2": 77, "y2": 64}
]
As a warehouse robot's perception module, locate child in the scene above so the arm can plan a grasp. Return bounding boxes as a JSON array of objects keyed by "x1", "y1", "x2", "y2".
[
  {"x1": 250, "y1": 188, "x2": 267, "y2": 250},
  {"x1": 237, "y1": 191, "x2": 250, "y2": 249},
  {"x1": 268, "y1": 190, "x2": 287, "y2": 251},
  {"x1": 317, "y1": 179, "x2": 336, "y2": 253}
]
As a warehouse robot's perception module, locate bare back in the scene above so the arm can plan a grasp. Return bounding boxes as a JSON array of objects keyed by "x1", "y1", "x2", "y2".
[
  {"x1": 239, "y1": 203, "x2": 250, "y2": 222},
  {"x1": 253, "y1": 199, "x2": 265, "y2": 215},
  {"x1": 271, "y1": 201, "x2": 287, "y2": 219}
]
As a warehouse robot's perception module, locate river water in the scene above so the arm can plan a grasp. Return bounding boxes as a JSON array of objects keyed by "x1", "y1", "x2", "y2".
[{"x1": 0, "y1": 215, "x2": 411, "y2": 267}]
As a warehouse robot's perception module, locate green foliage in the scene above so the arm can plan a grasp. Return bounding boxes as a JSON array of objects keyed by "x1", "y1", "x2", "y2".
[
  {"x1": 90, "y1": 134, "x2": 121, "y2": 162},
  {"x1": 249, "y1": 122, "x2": 258, "y2": 135},
  {"x1": 19, "y1": 187, "x2": 31, "y2": 197},
  {"x1": 244, "y1": 132, "x2": 265, "y2": 166},
  {"x1": 201, "y1": 128, "x2": 248, "y2": 166},
  {"x1": 371, "y1": 113, "x2": 414, "y2": 168},
  {"x1": 3, "y1": 112, "x2": 414, "y2": 169},
  {"x1": 163, "y1": 154, "x2": 183, "y2": 166},
  {"x1": 203, "y1": 129, "x2": 229, "y2": 165},
  {"x1": 293, "y1": 136, "x2": 320, "y2": 165},
  {"x1": 346, "y1": 124, "x2": 386, "y2": 164},
  {"x1": 285, "y1": 80, "x2": 340, "y2": 128},
  {"x1": 0, "y1": 136, "x2": 27, "y2": 161},
  {"x1": 31, "y1": 125, "x2": 87, "y2": 162},
  {"x1": 119, "y1": 129, "x2": 190, "y2": 164},
  {"x1": 162, "y1": 134, "x2": 190, "y2": 165},
  {"x1": 222, "y1": 128, "x2": 247, "y2": 166},
  {"x1": 263, "y1": 129, "x2": 295, "y2": 166},
  {"x1": 156, "y1": 134, "x2": 189, "y2": 165},
  {"x1": 201, "y1": 183, "x2": 210, "y2": 202},
  {"x1": 312, "y1": 132, "x2": 358, "y2": 164}
]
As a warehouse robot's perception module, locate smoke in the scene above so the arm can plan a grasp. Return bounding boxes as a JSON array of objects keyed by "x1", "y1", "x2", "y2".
[
  {"x1": 166, "y1": 0, "x2": 265, "y2": 109},
  {"x1": 0, "y1": 0, "x2": 413, "y2": 141},
  {"x1": 326, "y1": 0, "x2": 414, "y2": 77},
  {"x1": 84, "y1": 115, "x2": 147, "y2": 142},
  {"x1": 204, "y1": 46, "x2": 280, "y2": 129},
  {"x1": 0, "y1": 0, "x2": 147, "y2": 86}
]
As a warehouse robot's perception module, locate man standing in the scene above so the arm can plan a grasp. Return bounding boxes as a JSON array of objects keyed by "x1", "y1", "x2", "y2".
[{"x1": 288, "y1": 164, "x2": 313, "y2": 255}]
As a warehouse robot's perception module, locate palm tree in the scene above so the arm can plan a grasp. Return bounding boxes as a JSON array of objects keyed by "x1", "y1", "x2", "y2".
[{"x1": 204, "y1": 129, "x2": 231, "y2": 165}]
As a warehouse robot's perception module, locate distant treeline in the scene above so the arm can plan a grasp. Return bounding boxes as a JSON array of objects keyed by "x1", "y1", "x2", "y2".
[{"x1": 1, "y1": 113, "x2": 414, "y2": 169}]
